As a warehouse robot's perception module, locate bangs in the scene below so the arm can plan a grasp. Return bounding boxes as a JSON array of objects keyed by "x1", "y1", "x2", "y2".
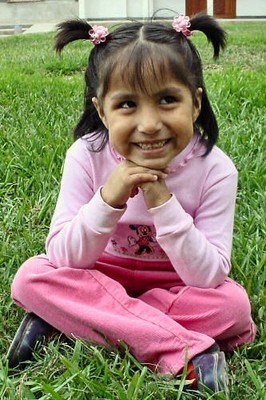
[{"x1": 100, "y1": 41, "x2": 189, "y2": 98}]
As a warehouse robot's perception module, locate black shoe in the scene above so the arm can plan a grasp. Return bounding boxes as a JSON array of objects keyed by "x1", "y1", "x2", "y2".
[
  {"x1": 6, "y1": 313, "x2": 57, "y2": 368},
  {"x1": 192, "y1": 350, "x2": 229, "y2": 397}
]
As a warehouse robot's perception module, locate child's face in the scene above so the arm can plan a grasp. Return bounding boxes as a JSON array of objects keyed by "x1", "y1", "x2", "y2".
[{"x1": 93, "y1": 73, "x2": 202, "y2": 170}]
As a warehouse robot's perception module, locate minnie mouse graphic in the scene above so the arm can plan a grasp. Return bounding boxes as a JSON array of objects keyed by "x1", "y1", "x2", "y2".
[{"x1": 128, "y1": 224, "x2": 156, "y2": 255}]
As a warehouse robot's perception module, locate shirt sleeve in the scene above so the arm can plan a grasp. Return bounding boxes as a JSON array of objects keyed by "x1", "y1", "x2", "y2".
[
  {"x1": 149, "y1": 170, "x2": 238, "y2": 288},
  {"x1": 45, "y1": 148, "x2": 126, "y2": 268}
]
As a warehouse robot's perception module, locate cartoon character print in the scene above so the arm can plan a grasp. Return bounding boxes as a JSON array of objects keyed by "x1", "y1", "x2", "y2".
[
  {"x1": 111, "y1": 239, "x2": 129, "y2": 255},
  {"x1": 128, "y1": 224, "x2": 156, "y2": 255}
]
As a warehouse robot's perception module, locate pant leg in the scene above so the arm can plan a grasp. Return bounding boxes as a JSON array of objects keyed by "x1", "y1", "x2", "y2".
[
  {"x1": 11, "y1": 255, "x2": 214, "y2": 375},
  {"x1": 139, "y1": 278, "x2": 256, "y2": 352}
]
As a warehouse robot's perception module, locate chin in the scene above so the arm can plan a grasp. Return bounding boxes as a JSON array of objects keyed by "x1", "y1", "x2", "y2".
[{"x1": 140, "y1": 160, "x2": 169, "y2": 170}]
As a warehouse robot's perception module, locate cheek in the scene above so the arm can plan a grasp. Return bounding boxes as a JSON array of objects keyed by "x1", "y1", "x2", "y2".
[{"x1": 108, "y1": 130, "x2": 127, "y2": 155}]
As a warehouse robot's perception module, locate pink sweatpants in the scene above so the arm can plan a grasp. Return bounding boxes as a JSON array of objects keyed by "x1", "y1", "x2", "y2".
[{"x1": 11, "y1": 254, "x2": 256, "y2": 375}]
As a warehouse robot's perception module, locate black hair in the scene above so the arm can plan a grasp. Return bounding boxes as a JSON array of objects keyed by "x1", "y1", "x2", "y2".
[{"x1": 54, "y1": 14, "x2": 227, "y2": 155}]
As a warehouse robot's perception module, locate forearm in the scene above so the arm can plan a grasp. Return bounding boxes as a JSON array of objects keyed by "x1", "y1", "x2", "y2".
[
  {"x1": 149, "y1": 195, "x2": 233, "y2": 288},
  {"x1": 46, "y1": 188, "x2": 126, "y2": 268}
]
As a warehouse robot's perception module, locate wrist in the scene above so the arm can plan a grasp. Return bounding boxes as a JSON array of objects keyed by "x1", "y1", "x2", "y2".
[
  {"x1": 145, "y1": 193, "x2": 172, "y2": 209},
  {"x1": 100, "y1": 187, "x2": 126, "y2": 209}
]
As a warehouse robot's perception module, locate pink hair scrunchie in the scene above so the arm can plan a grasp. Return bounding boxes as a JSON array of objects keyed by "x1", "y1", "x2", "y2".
[
  {"x1": 89, "y1": 25, "x2": 109, "y2": 45},
  {"x1": 172, "y1": 15, "x2": 192, "y2": 37}
]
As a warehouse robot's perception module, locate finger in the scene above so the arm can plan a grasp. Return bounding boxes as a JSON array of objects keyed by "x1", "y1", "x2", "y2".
[
  {"x1": 126, "y1": 166, "x2": 167, "y2": 179},
  {"x1": 127, "y1": 173, "x2": 158, "y2": 186}
]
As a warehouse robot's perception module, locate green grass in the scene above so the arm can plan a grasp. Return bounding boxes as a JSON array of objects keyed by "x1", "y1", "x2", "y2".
[{"x1": 0, "y1": 22, "x2": 265, "y2": 399}]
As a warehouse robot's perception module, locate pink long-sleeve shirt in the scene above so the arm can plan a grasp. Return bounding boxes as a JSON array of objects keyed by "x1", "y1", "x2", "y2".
[{"x1": 46, "y1": 133, "x2": 238, "y2": 288}]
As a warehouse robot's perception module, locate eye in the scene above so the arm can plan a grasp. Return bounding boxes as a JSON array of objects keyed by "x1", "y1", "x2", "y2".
[
  {"x1": 120, "y1": 100, "x2": 136, "y2": 109},
  {"x1": 160, "y1": 96, "x2": 177, "y2": 105}
]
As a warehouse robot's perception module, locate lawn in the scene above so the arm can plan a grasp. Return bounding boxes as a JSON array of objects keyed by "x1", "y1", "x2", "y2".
[{"x1": 0, "y1": 22, "x2": 265, "y2": 399}]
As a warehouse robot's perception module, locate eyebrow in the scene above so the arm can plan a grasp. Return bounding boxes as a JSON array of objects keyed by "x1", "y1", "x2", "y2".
[{"x1": 110, "y1": 86, "x2": 183, "y2": 101}]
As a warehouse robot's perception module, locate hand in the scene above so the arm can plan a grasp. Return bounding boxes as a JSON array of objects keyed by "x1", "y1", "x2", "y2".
[
  {"x1": 140, "y1": 177, "x2": 171, "y2": 209},
  {"x1": 101, "y1": 160, "x2": 167, "y2": 208}
]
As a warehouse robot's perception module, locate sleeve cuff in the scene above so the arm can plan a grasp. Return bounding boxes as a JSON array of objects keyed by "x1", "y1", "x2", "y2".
[
  {"x1": 81, "y1": 187, "x2": 126, "y2": 234},
  {"x1": 149, "y1": 194, "x2": 192, "y2": 236}
]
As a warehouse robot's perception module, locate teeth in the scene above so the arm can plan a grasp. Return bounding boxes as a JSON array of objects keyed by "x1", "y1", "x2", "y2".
[{"x1": 137, "y1": 140, "x2": 167, "y2": 150}]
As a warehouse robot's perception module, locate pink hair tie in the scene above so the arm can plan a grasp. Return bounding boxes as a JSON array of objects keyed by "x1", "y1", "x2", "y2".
[
  {"x1": 89, "y1": 25, "x2": 109, "y2": 45},
  {"x1": 172, "y1": 15, "x2": 192, "y2": 37}
]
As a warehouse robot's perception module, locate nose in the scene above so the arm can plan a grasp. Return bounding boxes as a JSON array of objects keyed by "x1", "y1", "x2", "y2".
[{"x1": 137, "y1": 105, "x2": 162, "y2": 135}]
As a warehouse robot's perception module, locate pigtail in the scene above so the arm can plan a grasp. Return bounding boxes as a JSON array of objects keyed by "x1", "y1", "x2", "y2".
[
  {"x1": 54, "y1": 19, "x2": 92, "y2": 53},
  {"x1": 54, "y1": 18, "x2": 108, "y2": 146},
  {"x1": 190, "y1": 14, "x2": 227, "y2": 59}
]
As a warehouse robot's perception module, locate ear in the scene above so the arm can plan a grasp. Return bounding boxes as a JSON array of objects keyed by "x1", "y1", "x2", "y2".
[
  {"x1": 92, "y1": 97, "x2": 108, "y2": 128},
  {"x1": 193, "y1": 88, "x2": 202, "y2": 123}
]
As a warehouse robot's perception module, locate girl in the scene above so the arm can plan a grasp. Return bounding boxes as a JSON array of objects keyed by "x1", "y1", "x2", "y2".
[{"x1": 7, "y1": 14, "x2": 256, "y2": 395}]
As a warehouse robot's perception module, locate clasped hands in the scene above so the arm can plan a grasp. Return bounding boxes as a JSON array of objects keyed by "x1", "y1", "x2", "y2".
[{"x1": 101, "y1": 160, "x2": 171, "y2": 209}]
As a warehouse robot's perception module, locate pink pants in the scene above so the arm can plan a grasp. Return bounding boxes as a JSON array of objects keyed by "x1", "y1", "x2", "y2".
[{"x1": 11, "y1": 254, "x2": 256, "y2": 375}]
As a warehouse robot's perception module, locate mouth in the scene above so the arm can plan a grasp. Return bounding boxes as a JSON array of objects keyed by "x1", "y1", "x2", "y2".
[{"x1": 135, "y1": 139, "x2": 170, "y2": 150}]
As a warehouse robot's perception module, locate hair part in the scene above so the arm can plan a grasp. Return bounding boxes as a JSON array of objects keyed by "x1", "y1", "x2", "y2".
[{"x1": 54, "y1": 14, "x2": 227, "y2": 155}]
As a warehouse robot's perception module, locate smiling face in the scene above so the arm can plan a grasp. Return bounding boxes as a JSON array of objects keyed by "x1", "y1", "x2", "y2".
[{"x1": 93, "y1": 68, "x2": 202, "y2": 170}]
